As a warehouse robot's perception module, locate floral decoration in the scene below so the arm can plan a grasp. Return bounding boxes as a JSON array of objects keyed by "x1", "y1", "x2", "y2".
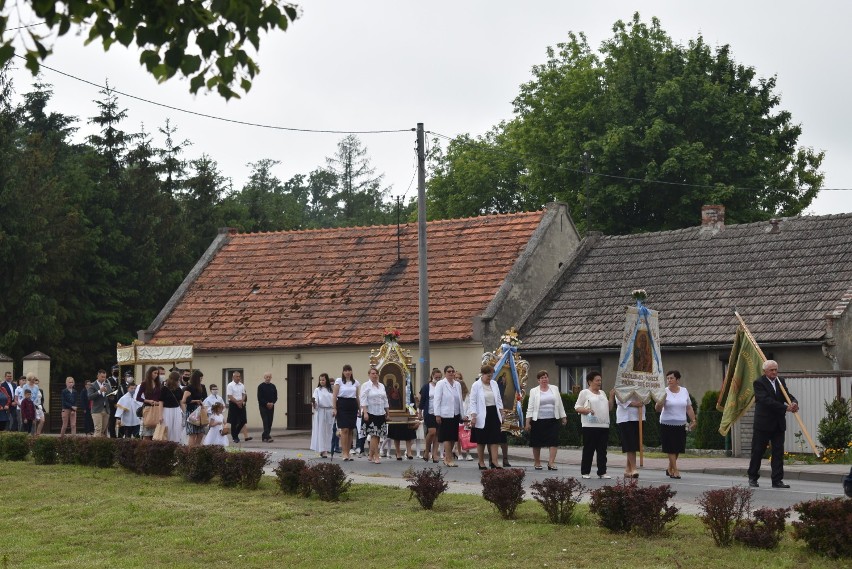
[
  {"x1": 500, "y1": 327, "x2": 522, "y2": 348},
  {"x1": 631, "y1": 289, "x2": 647, "y2": 302}
]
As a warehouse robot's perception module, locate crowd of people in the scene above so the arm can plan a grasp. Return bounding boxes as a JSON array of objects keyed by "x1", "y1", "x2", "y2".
[{"x1": 0, "y1": 366, "x2": 278, "y2": 450}]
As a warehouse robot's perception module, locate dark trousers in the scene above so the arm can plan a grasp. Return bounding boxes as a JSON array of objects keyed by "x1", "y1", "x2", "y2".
[
  {"x1": 119, "y1": 425, "x2": 140, "y2": 438},
  {"x1": 259, "y1": 404, "x2": 274, "y2": 440},
  {"x1": 8, "y1": 407, "x2": 19, "y2": 431},
  {"x1": 108, "y1": 413, "x2": 119, "y2": 438},
  {"x1": 228, "y1": 402, "x2": 247, "y2": 441},
  {"x1": 83, "y1": 411, "x2": 94, "y2": 434},
  {"x1": 581, "y1": 427, "x2": 609, "y2": 476},
  {"x1": 21, "y1": 420, "x2": 33, "y2": 434},
  {"x1": 748, "y1": 428, "x2": 785, "y2": 483}
]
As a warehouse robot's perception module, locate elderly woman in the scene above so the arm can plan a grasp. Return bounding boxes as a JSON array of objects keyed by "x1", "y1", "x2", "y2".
[
  {"x1": 525, "y1": 370, "x2": 568, "y2": 470},
  {"x1": 575, "y1": 370, "x2": 613, "y2": 479},
  {"x1": 655, "y1": 370, "x2": 697, "y2": 479},
  {"x1": 360, "y1": 367, "x2": 389, "y2": 464},
  {"x1": 468, "y1": 364, "x2": 505, "y2": 470},
  {"x1": 612, "y1": 389, "x2": 645, "y2": 478},
  {"x1": 332, "y1": 364, "x2": 359, "y2": 461}
]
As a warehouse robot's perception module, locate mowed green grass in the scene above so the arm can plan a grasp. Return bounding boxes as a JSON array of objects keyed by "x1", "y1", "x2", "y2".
[{"x1": 0, "y1": 461, "x2": 839, "y2": 569}]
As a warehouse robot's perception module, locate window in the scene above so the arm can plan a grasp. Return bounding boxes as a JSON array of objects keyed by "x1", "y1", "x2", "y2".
[
  {"x1": 556, "y1": 359, "x2": 601, "y2": 394},
  {"x1": 222, "y1": 368, "x2": 244, "y2": 392}
]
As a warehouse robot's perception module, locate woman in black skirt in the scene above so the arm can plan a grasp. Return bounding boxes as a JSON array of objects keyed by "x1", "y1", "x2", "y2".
[
  {"x1": 613, "y1": 389, "x2": 645, "y2": 478},
  {"x1": 359, "y1": 367, "x2": 389, "y2": 463},
  {"x1": 524, "y1": 370, "x2": 567, "y2": 470},
  {"x1": 468, "y1": 365, "x2": 505, "y2": 469},
  {"x1": 332, "y1": 364, "x2": 360, "y2": 461},
  {"x1": 387, "y1": 373, "x2": 416, "y2": 460}
]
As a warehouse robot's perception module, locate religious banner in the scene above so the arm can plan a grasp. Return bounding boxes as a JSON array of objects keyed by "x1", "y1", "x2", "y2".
[
  {"x1": 481, "y1": 328, "x2": 529, "y2": 435},
  {"x1": 613, "y1": 291, "x2": 666, "y2": 404},
  {"x1": 716, "y1": 324, "x2": 763, "y2": 436},
  {"x1": 369, "y1": 327, "x2": 417, "y2": 426}
]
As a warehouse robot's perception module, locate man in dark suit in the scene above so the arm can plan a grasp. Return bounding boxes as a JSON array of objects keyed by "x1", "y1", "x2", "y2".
[
  {"x1": 1, "y1": 372, "x2": 18, "y2": 432},
  {"x1": 747, "y1": 360, "x2": 798, "y2": 488}
]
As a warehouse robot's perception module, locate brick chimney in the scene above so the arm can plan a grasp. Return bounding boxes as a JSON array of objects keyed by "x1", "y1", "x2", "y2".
[{"x1": 700, "y1": 205, "x2": 725, "y2": 234}]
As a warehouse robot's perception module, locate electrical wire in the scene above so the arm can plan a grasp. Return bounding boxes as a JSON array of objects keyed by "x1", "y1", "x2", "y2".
[
  {"x1": 428, "y1": 129, "x2": 850, "y2": 192},
  {"x1": 16, "y1": 54, "x2": 415, "y2": 135}
]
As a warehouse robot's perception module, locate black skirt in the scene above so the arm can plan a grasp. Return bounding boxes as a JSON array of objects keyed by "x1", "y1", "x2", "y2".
[
  {"x1": 529, "y1": 418, "x2": 559, "y2": 448},
  {"x1": 437, "y1": 415, "x2": 460, "y2": 443},
  {"x1": 387, "y1": 422, "x2": 416, "y2": 441},
  {"x1": 617, "y1": 420, "x2": 641, "y2": 453},
  {"x1": 336, "y1": 397, "x2": 358, "y2": 430},
  {"x1": 423, "y1": 412, "x2": 438, "y2": 430},
  {"x1": 659, "y1": 423, "x2": 686, "y2": 454},
  {"x1": 360, "y1": 413, "x2": 387, "y2": 438},
  {"x1": 471, "y1": 406, "x2": 502, "y2": 445}
]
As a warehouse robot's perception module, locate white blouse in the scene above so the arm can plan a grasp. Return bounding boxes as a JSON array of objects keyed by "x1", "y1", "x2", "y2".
[
  {"x1": 659, "y1": 387, "x2": 690, "y2": 425},
  {"x1": 574, "y1": 389, "x2": 610, "y2": 428},
  {"x1": 360, "y1": 381, "x2": 389, "y2": 416},
  {"x1": 313, "y1": 387, "x2": 333, "y2": 408},
  {"x1": 335, "y1": 378, "x2": 359, "y2": 398}
]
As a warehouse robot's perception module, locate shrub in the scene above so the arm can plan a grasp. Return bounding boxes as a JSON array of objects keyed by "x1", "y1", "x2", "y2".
[
  {"x1": 115, "y1": 438, "x2": 141, "y2": 471},
  {"x1": 135, "y1": 440, "x2": 179, "y2": 476},
  {"x1": 481, "y1": 468, "x2": 525, "y2": 519},
  {"x1": 72, "y1": 436, "x2": 94, "y2": 465},
  {"x1": 55, "y1": 436, "x2": 78, "y2": 464},
  {"x1": 273, "y1": 458, "x2": 307, "y2": 494},
  {"x1": 30, "y1": 436, "x2": 58, "y2": 465},
  {"x1": 218, "y1": 451, "x2": 270, "y2": 490},
  {"x1": 589, "y1": 478, "x2": 679, "y2": 535},
  {"x1": 817, "y1": 397, "x2": 852, "y2": 452},
  {"x1": 176, "y1": 445, "x2": 227, "y2": 483},
  {"x1": 88, "y1": 437, "x2": 116, "y2": 468},
  {"x1": 300, "y1": 462, "x2": 352, "y2": 501},
  {"x1": 733, "y1": 507, "x2": 788, "y2": 549},
  {"x1": 531, "y1": 476, "x2": 585, "y2": 524},
  {"x1": 695, "y1": 390, "x2": 726, "y2": 449},
  {"x1": 697, "y1": 486, "x2": 753, "y2": 547},
  {"x1": 405, "y1": 466, "x2": 448, "y2": 510},
  {"x1": 792, "y1": 497, "x2": 852, "y2": 559},
  {"x1": 0, "y1": 432, "x2": 30, "y2": 461},
  {"x1": 297, "y1": 467, "x2": 314, "y2": 498}
]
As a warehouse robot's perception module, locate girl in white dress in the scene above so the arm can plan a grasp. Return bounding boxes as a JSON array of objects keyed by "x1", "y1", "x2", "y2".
[
  {"x1": 310, "y1": 374, "x2": 334, "y2": 457},
  {"x1": 203, "y1": 403, "x2": 230, "y2": 447}
]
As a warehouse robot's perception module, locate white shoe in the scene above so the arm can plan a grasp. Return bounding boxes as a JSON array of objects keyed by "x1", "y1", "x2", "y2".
[
  {"x1": 379, "y1": 451, "x2": 387, "y2": 458},
  {"x1": 582, "y1": 474, "x2": 591, "y2": 479},
  {"x1": 465, "y1": 454, "x2": 473, "y2": 461},
  {"x1": 599, "y1": 474, "x2": 612, "y2": 479}
]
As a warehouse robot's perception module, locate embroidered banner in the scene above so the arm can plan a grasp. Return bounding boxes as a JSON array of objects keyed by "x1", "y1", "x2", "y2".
[{"x1": 614, "y1": 302, "x2": 666, "y2": 404}]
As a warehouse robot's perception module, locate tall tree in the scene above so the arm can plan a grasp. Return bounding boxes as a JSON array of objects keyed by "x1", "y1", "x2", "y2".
[
  {"x1": 183, "y1": 154, "x2": 229, "y2": 258},
  {"x1": 1, "y1": 0, "x2": 299, "y2": 99},
  {"x1": 325, "y1": 134, "x2": 392, "y2": 226},
  {"x1": 429, "y1": 14, "x2": 824, "y2": 234},
  {"x1": 157, "y1": 118, "x2": 192, "y2": 197}
]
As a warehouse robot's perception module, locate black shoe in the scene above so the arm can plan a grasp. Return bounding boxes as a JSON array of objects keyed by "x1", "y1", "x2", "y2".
[
  {"x1": 748, "y1": 479, "x2": 759, "y2": 488},
  {"x1": 478, "y1": 465, "x2": 488, "y2": 470},
  {"x1": 771, "y1": 482, "x2": 790, "y2": 489},
  {"x1": 489, "y1": 463, "x2": 502, "y2": 469},
  {"x1": 233, "y1": 437, "x2": 240, "y2": 443},
  {"x1": 244, "y1": 437, "x2": 253, "y2": 442},
  {"x1": 502, "y1": 460, "x2": 512, "y2": 467}
]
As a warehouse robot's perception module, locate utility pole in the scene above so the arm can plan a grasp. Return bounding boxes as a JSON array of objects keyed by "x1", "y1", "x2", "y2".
[
  {"x1": 416, "y1": 123, "x2": 430, "y2": 386},
  {"x1": 582, "y1": 151, "x2": 593, "y2": 233}
]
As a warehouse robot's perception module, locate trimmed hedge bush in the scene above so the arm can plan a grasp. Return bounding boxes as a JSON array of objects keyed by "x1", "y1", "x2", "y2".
[
  {"x1": 0, "y1": 432, "x2": 30, "y2": 461},
  {"x1": 273, "y1": 458, "x2": 307, "y2": 494},
  {"x1": 481, "y1": 468, "x2": 525, "y2": 519},
  {"x1": 589, "y1": 478, "x2": 679, "y2": 535},
  {"x1": 176, "y1": 445, "x2": 227, "y2": 483},
  {"x1": 31, "y1": 436, "x2": 58, "y2": 464},
  {"x1": 88, "y1": 437, "x2": 116, "y2": 468},
  {"x1": 792, "y1": 497, "x2": 852, "y2": 558},
  {"x1": 301, "y1": 462, "x2": 352, "y2": 501},
  {"x1": 531, "y1": 476, "x2": 585, "y2": 524},
  {"x1": 136, "y1": 440, "x2": 179, "y2": 476},
  {"x1": 115, "y1": 438, "x2": 141, "y2": 472},
  {"x1": 55, "y1": 436, "x2": 79, "y2": 464},
  {"x1": 405, "y1": 466, "x2": 448, "y2": 510},
  {"x1": 218, "y1": 451, "x2": 269, "y2": 489}
]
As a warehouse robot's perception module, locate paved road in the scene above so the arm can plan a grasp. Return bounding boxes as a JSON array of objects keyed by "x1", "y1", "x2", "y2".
[{"x1": 238, "y1": 430, "x2": 848, "y2": 515}]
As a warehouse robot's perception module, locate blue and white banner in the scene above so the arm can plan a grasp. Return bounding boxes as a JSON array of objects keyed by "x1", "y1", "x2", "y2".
[{"x1": 614, "y1": 302, "x2": 666, "y2": 404}]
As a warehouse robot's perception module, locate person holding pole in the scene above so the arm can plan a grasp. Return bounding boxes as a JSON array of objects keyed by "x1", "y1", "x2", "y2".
[
  {"x1": 612, "y1": 389, "x2": 644, "y2": 478},
  {"x1": 747, "y1": 360, "x2": 798, "y2": 488}
]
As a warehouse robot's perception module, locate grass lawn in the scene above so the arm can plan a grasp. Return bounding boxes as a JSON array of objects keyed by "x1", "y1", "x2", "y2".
[{"x1": 1, "y1": 461, "x2": 840, "y2": 569}]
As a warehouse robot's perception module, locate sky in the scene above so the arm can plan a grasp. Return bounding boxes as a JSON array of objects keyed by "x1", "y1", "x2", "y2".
[{"x1": 5, "y1": 1, "x2": 852, "y2": 217}]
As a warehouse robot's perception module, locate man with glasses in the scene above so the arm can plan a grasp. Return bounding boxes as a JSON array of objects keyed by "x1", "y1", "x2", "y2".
[{"x1": 747, "y1": 360, "x2": 798, "y2": 489}]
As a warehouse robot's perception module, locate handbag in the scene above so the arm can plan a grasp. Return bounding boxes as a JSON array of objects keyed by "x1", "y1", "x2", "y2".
[
  {"x1": 198, "y1": 404, "x2": 209, "y2": 426},
  {"x1": 187, "y1": 407, "x2": 202, "y2": 426},
  {"x1": 220, "y1": 424, "x2": 231, "y2": 436},
  {"x1": 458, "y1": 424, "x2": 476, "y2": 450},
  {"x1": 142, "y1": 405, "x2": 159, "y2": 428},
  {"x1": 152, "y1": 423, "x2": 168, "y2": 441},
  {"x1": 136, "y1": 406, "x2": 144, "y2": 419}
]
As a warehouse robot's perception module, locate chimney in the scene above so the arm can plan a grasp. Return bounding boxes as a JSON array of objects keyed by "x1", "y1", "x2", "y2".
[{"x1": 700, "y1": 205, "x2": 725, "y2": 234}]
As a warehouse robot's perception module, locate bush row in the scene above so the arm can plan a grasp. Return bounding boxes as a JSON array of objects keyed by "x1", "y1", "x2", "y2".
[{"x1": 273, "y1": 458, "x2": 351, "y2": 501}]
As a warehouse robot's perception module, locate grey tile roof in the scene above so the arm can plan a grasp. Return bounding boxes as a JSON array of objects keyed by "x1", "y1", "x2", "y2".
[{"x1": 520, "y1": 213, "x2": 852, "y2": 351}]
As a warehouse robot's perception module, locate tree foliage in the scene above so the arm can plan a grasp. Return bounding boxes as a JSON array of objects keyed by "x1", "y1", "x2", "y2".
[
  {"x1": 0, "y1": 0, "x2": 299, "y2": 99},
  {"x1": 428, "y1": 13, "x2": 824, "y2": 234}
]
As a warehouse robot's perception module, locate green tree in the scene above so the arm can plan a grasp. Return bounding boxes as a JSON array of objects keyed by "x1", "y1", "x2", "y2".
[
  {"x1": 325, "y1": 134, "x2": 392, "y2": 226},
  {"x1": 429, "y1": 14, "x2": 824, "y2": 234},
  {"x1": 182, "y1": 154, "x2": 229, "y2": 258},
  {"x1": 232, "y1": 158, "x2": 304, "y2": 231},
  {"x1": 157, "y1": 119, "x2": 191, "y2": 197},
  {"x1": 1, "y1": 0, "x2": 299, "y2": 99}
]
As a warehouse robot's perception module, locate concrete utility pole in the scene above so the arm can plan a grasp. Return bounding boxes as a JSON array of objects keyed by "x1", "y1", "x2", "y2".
[
  {"x1": 416, "y1": 123, "x2": 430, "y2": 386},
  {"x1": 582, "y1": 151, "x2": 593, "y2": 233}
]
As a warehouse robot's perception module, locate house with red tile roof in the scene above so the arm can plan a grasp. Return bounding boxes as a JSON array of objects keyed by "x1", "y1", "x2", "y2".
[{"x1": 140, "y1": 203, "x2": 580, "y2": 430}]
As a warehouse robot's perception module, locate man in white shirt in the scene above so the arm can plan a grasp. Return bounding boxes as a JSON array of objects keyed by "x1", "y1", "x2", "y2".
[{"x1": 226, "y1": 371, "x2": 251, "y2": 443}]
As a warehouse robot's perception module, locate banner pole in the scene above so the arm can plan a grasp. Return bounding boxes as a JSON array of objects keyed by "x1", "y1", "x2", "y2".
[
  {"x1": 733, "y1": 311, "x2": 820, "y2": 457},
  {"x1": 638, "y1": 413, "x2": 644, "y2": 468}
]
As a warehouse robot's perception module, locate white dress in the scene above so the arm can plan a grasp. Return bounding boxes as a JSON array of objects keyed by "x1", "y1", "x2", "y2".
[
  {"x1": 310, "y1": 387, "x2": 334, "y2": 452},
  {"x1": 203, "y1": 412, "x2": 230, "y2": 447}
]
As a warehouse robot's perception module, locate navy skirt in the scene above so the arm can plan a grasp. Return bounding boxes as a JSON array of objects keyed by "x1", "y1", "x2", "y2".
[{"x1": 471, "y1": 406, "x2": 502, "y2": 445}]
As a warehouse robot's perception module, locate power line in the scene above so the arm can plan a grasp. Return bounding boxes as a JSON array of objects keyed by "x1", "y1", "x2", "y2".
[
  {"x1": 6, "y1": 22, "x2": 46, "y2": 31},
  {"x1": 428, "y1": 129, "x2": 852, "y2": 192},
  {"x1": 17, "y1": 55, "x2": 415, "y2": 135}
]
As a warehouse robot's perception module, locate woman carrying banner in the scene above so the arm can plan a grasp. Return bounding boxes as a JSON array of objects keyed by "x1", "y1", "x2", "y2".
[
  {"x1": 655, "y1": 370, "x2": 697, "y2": 479},
  {"x1": 612, "y1": 388, "x2": 645, "y2": 478},
  {"x1": 574, "y1": 370, "x2": 613, "y2": 479},
  {"x1": 525, "y1": 370, "x2": 568, "y2": 470}
]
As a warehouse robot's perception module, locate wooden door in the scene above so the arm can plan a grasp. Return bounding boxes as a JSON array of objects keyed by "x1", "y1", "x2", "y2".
[{"x1": 286, "y1": 364, "x2": 313, "y2": 430}]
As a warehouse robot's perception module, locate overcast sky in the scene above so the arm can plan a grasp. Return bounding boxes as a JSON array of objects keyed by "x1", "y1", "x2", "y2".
[{"x1": 5, "y1": 1, "x2": 851, "y2": 217}]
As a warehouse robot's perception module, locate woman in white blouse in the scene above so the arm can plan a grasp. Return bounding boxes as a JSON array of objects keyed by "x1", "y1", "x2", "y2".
[
  {"x1": 574, "y1": 370, "x2": 614, "y2": 479},
  {"x1": 468, "y1": 364, "x2": 504, "y2": 470},
  {"x1": 310, "y1": 373, "x2": 334, "y2": 458},
  {"x1": 525, "y1": 370, "x2": 567, "y2": 470},
  {"x1": 655, "y1": 370, "x2": 697, "y2": 479},
  {"x1": 332, "y1": 364, "x2": 359, "y2": 461},
  {"x1": 360, "y1": 367, "x2": 389, "y2": 464}
]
